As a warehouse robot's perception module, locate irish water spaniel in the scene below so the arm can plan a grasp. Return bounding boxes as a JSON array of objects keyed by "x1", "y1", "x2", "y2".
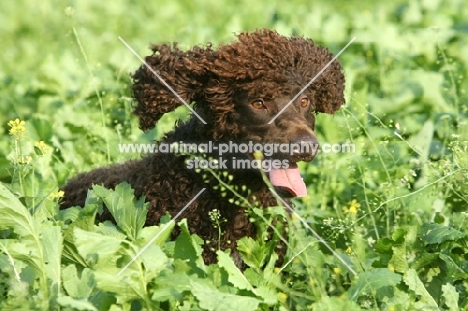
[{"x1": 60, "y1": 29, "x2": 345, "y2": 268}]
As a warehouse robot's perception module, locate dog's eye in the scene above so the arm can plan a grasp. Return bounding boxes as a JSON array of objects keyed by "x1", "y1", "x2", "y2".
[
  {"x1": 251, "y1": 99, "x2": 265, "y2": 109},
  {"x1": 300, "y1": 97, "x2": 309, "y2": 107}
]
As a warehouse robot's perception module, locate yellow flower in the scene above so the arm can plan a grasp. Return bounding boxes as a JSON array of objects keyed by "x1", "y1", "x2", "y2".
[
  {"x1": 348, "y1": 199, "x2": 361, "y2": 215},
  {"x1": 277, "y1": 292, "x2": 288, "y2": 303},
  {"x1": 8, "y1": 118, "x2": 27, "y2": 140},
  {"x1": 34, "y1": 141, "x2": 50, "y2": 155},
  {"x1": 346, "y1": 246, "x2": 352, "y2": 254},
  {"x1": 333, "y1": 267, "x2": 341, "y2": 275},
  {"x1": 49, "y1": 190, "x2": 65, "y2": 200},
  {"x1": 17, "y1": 155, "x2": 32, "y2": 165}
]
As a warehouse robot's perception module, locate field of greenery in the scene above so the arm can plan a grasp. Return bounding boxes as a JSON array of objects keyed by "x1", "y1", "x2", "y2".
[{"x1": 1, "y1": 0, "x2": 467, "y2": 310}]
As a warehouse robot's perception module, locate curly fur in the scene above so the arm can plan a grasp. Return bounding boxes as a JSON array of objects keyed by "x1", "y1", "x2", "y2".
[{"x1": 60, "y1": 29, "x2": 345, "y2": 268}]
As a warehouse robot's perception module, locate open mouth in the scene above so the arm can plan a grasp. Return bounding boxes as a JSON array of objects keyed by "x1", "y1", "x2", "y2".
[
  {"x1": 269, "y1": 162, "x2": 307, "y2": 197},
  {"x1": 242, "y1": 153, "x2": 309, "y2": 198}
]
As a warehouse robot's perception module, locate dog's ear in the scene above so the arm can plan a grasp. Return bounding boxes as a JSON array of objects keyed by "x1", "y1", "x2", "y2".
[
  {"x1": 132, "y1": 43, "x2": 214, "y2": 131},
  {"x1": 308, "y1": 46, "x2": 346, "y2": 114}
]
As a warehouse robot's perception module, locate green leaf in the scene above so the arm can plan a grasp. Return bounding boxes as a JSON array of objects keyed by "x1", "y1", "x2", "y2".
[
  {"x1": 0, "y1": 183, "x2": 58, "y2": 296},
  {"x1": 217, "y1": 251, "x2": 255, "y2": 293},
  {"x1": 442, "y1": 283, "x2": 459, "y2": 311},
  {"x1": 408, "y1": 120, "x2": 433, "y2": 162},
  {"x1": 93, "y1": 267, "x2": 147, "y2": 303},
  {"x1": 73, "y1": 228, "x2": 124, "y2": 267},
  {"x1": 60, "y1": 203, "x2": 98, "y2": 231},
  {"x1": 392, "y1": 228, "x2": 408, "y2": 243},
  {"x1": 380, "y1": 287, "x2": 412, "y2": 310},
  {"x1": 56, "y1": 296, "x2": 98, "y2": 311},
  {"x1": 0, "y1": 239, "x2": 42, "y2": 273},
  {"x1": 237, "y1": 237, "x2": 267, "y2": 269},
  {"x1": 136, "y1": 223, "x2": 174, "y2": 249},
  {"x1": 151, "y1": 272, "x2": 193, "y2": 302},
  {"x1": 42, "y1": 225, "x2": 62, "y2": 286},
  {"x1": 412, "y1": 252, "x2": 439, "y2": 270},
  {"x1": 403, "y1": 268, "x2": 438, "y2": 309},
  {"x1": 29, "y1": 116, "x2": 54, "y2": 141},
  {"x1": 61, "y1": 204, "x2": 99, "y2": 267},
  {"x1": 92, "y1": 182, "x2": 148, "y2": 240},
  {"x1": 374, "y1": 237, "x2": 394, "y2": 254},
  {"x1": 439, "y1": 253, "x2": 468, "y2": 280},
  {"x1": 174, "y1": 219, "x2": 205, "y2": 274},
  {"x1": 138, "y1": 244, "x2": 168, "y2": 281},
  {"x1": 421, "y1": 223, "x2": 466, "y2": 244},
  {"x1": 0, "y1": 182, "x2": 37, "y2": 237},
  {"x1": 62, "y1": 265, "x2": 95, "y2": 299},
  {"x1": 390, "y1": 242, "x2": 409, "y2": 273},
  {"x1": 254, "y1": 286, "x2": 277, "y2": 306},
  {"x1": 191, "y1": 279, "x2": 261, "y2": 311},
  {"x1": 348, "y1": 268, "x2": 402, "y2": 301}
]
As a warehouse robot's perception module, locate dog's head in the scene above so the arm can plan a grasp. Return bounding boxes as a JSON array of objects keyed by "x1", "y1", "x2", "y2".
[{"x1": 132, "y1": 29, "x2": 345, "y2": 197}]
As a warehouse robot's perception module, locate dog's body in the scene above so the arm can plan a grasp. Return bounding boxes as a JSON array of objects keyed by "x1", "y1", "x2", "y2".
[{"x1": 60, "y1": 29, "x2": 345, "y2": 267}]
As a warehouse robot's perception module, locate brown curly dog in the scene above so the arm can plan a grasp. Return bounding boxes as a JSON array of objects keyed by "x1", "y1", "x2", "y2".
[{"x1": 60, "y1": 29, "x2": 345, "y2": 268}]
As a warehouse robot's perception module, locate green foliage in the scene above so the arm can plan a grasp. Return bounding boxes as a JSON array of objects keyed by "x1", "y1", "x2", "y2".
[
  {"x1": 93, "y1": 182, "x2": 148, "y2": 240},
  {"x1": 372, "y1": 224, "x2": 468, "y2": 309},
  {"x1": 1, "y1": 0, "x2": 468, "y2": 309},
  {"x1": 421, "y1": 222, "x2": 467, "y2": 244},
  {"x1": 348, "y1": 268, "x2": 402, "y2": 301},
  {"x1": 0, "y1": 183, "x2": 63, "y2": 309},
  {"x1": 190, "y1": 280, "x2": 261, "y2": 311}
]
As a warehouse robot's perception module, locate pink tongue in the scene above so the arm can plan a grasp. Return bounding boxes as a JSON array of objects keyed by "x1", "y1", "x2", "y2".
[{"x1": 269, "y1": 164, "x2": 307, "y2": 197}]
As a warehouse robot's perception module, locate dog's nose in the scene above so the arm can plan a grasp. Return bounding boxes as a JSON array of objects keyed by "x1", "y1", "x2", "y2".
[{"x1": 290, "y1": 136, "x2": 319, "y2": 161}]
